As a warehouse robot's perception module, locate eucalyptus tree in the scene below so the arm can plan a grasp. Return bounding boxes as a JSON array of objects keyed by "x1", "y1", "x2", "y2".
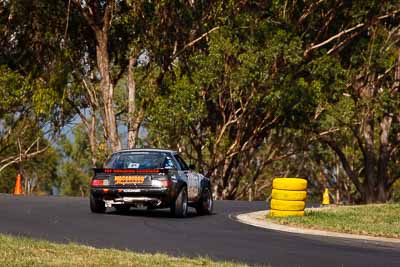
[
  {"x1": 229, "y1": 0, "x2": 400, "y2": 203},
  {"x1": 67, "y1": 0, "x2": 222, "y2": 160},
  {"x1": 285, "y1": 0, "x2": 400, "y2": 203},
  {"x1": 146, "y1": 7, "x2": 310, "y2": 199},
  {"x1": 0, "y1": 0, "x2": 75, "y2": 173},
  {"x1": 147, "y1": 0, "x2": 400, "y2": 202}
]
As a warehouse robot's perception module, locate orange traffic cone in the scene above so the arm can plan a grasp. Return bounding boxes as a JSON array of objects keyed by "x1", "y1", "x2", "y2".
[{"x1": 13, "y1": 173, "x2": 24, "y2": 195}]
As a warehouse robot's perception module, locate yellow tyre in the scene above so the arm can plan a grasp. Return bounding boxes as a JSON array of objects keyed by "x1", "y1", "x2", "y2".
[
  {"x1": 272, "y1": 178, "x2": 307, "y2": 191},
  {"x1": 271, "y1": 189, "x2": 307, "y2": 201},
  {"x1": 270, "y1": 199, "x2": 305, "y2": 211},
  {"x1": 269, "y1": 209, "x2": 304, "y2": 217}
]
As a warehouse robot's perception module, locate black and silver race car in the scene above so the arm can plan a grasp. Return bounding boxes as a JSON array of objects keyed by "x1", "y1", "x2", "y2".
[{"x1": 89, "y1": 149, "x2": 213, "y2": 217}]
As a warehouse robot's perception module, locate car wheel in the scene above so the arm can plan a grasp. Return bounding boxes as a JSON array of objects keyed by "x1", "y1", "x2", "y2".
[
  {"x1": 196, "y1": 187, "x2": 213, "y2": 215},
  {"x1": 90, "y1": 194, "x2": 106, "y2": 213},
  {"x1": 171, "y1": 187, "x2": 188, "y2": 218},
  {"x1": 114, "y1": 205, "x2": 130, "y2": 213}
]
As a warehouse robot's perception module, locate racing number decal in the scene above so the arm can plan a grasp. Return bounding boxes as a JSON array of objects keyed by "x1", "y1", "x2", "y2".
[{"x1": 187, "y1": 172, "x2": 201, "y2": 200}]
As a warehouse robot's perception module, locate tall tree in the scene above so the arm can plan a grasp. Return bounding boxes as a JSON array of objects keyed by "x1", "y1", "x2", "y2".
[
  {"x1": 66, "y1": 0, "x2": 224, "y2": 159},
  {"x1": 70, "y1": 0, "x2": 121, "y2": 151},
  {"x1": 290, "y1": 0, "x2": 400, "y2": 202},
  {"x1": 147, "y1": 19, "x2": 308, "y2": 199},
  {"x1": 0, "y1": 0, "x2": 74, "y2": 173}
]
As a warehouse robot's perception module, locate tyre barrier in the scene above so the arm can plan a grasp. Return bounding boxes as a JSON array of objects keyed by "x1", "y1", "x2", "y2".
[
  {"x1": 270, "y1": 199, "x2": 305, "y2": 211},
  {"x1": 272, "y1": 178, "x2": 307, "y2": 191},
  {"x1": 271, "y1": 189, "x2": 307, "y2": 201},
  {"x1": 269, "y1": 178, "x2": 307, "y2": 217},
  {"x1": 269, "y1": 209, "x2": 305, "y2": 217}
]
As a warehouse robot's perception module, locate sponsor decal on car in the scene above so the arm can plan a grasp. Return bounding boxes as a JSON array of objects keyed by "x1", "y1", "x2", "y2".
[
  {"x1": 115, "y1": 176, "x2": 145, "y2": 185},
  {"x1": 128, "y1": 163, "x2": 140, "y2": 168},
  {"x1": 123, "y1": 189, "x2": 141, "y2": 193}
]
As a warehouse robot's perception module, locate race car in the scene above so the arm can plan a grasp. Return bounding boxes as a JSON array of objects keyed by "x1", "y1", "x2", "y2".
[{"x1": 89, "y1": 149, "x2": 213, "y2": 217}]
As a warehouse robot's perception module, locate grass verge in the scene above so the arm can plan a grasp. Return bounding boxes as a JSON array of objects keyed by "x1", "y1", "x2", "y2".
[
  {"x1": 267, "y1": 204, "x2": 400, "y2": 238},
  {"x1": 0, "y1": 234, "x2": 247, "y2": 267}
]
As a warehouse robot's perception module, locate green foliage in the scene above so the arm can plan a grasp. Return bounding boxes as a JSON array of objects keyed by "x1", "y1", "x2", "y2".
[
  {"x1": 57, "y1": 124, "x2": 95, "y2": 197},
  {"x1": 0, "y1": 168, "x2": 16, "y2": 194},
  {"x1": 0, "y1": 66, "x2": 32, "y2": 115},
  {"x1": 393, "y1": 180, "x2": 400, "y2": 203},
  {"x1": 58, "y1": 161, "x2": 90, "y2": 197},
  {"x1": 0, "y1": 0, "x2": 399, "y2": 201},
  {"x1": 0, "y1": 121, "x2": 60, "y2": 194}
]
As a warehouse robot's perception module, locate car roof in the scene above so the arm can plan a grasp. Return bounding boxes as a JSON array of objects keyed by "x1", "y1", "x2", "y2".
[{"x1": 115, "y1": 148, "x2": 177, "y2": 154}]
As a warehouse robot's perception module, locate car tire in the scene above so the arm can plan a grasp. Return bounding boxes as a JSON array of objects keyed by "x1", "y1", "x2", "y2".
[
  {"x1": 171, "y1": 187, "x2": 188, "y2": 218},
  {"x1": 114, "y1": 205, "x2": 130, "y2": 213},
  {"x1": 90, "y1": 194, "x2": 106, "y2": 213},
  {"x1": 196, "y1": 187, "x2": 213, "y2": 215}
]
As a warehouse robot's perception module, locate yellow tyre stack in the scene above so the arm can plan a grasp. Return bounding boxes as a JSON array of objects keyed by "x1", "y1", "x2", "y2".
[{"x1": 270, "y1": 178, "x2": 307, "y2": 217}]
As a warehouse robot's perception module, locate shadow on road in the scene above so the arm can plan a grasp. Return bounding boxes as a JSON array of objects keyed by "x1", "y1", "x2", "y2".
[{"x1": 105, "y1": 208, "x2": 211, "y2": 218}]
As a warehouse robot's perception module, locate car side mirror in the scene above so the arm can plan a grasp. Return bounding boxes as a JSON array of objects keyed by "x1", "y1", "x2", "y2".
[{"x1": 188, "y1": 164, "x2": 196, "y2": 170}]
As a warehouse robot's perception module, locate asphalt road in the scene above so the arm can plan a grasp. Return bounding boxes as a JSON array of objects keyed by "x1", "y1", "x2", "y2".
[{"x1": 0, "y1": 194, "x2": 399, "y2": 267}]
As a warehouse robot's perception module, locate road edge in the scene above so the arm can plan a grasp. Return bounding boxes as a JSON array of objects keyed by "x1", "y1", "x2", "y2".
[{"x1": 233, "y1": 210, "x2": 400, "y2": 246}]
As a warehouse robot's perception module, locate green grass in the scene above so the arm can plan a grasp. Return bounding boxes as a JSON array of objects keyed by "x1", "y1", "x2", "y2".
[
  {"x1": 0, "y1": 234, "x2": 247, "y2": 267},
  {"x1": 267, "y1": 204, "x2": 400, "y2": 238}
]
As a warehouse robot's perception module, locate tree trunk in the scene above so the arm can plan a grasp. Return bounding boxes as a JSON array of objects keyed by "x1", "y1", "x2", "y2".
[
  {"x1": 373, "y1": 47, "x2": 400, "y2": 203},
  {"x1": 96, "y1": 34, "x2": 121, "y2": 152},
  {"x1": 88, "y1": 113, "x2": 97, "y2": 167},
  {"x1": 127, "y1": 51, "x2": 140, "y2": 149},
  {"x1": 362, "y1": 113, "x2": 376, "y2": 203},
  {"x1": 72, "y1": 0, "x2": 121, "y2": 153}
]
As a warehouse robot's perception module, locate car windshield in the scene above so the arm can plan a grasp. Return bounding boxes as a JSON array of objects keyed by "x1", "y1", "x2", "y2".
[{"x1": 105, "y1": 152, "x2": 174, "y2": 169}]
